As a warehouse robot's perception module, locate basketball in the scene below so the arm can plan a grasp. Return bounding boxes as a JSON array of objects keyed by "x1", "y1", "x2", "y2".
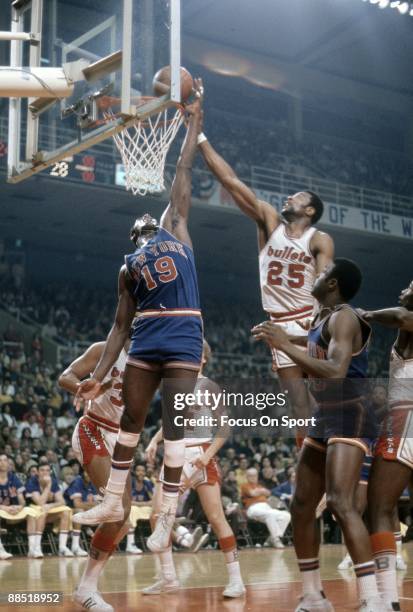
[{"x1": 152, "y1": 65, "x2": 194, "y2": 102}]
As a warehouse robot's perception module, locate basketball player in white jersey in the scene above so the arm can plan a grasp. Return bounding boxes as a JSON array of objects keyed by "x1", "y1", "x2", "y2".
[
  {"x1": 143, "y1": 340, "x2": 245, "y2": 599},
  {"x1": 197, "y1": 84, "x2": 334, "y2": 430},
  {"x1": 362, "y1": 281, "x2": 413, "y2": 612},
  {"x1": 58, "y1": 338, "x2": 139, "y2": 611}
]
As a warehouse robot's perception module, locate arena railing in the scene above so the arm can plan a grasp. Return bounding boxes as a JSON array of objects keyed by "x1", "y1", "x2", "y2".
[{"x1": 0, "y1": 114, "x2": 412, "y2": 219}]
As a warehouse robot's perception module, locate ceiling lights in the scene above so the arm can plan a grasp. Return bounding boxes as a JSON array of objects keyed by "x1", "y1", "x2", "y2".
[{"x1": 364, "y1": 0, "x2": 413, "y2": 14}]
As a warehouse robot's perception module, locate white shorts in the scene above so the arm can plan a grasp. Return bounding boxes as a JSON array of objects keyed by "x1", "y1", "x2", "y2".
[
  {"x1": 270, "y1": 318, "x2": 309, "y2": 371},
  {"x1": 72, "y1": 416, "x2": 118, "y2": 466},
  {"x1": 159, "y1": 444, "x2": 221, "y2": 493}
]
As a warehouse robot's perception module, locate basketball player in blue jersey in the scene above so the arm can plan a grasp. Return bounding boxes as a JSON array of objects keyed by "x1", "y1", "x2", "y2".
[
  {"x1": 253, "y1": 259, "x2": 385, "y2": 612},
  {"x1": 74, "y1": 80, "x2": 204, "y2": 553}
]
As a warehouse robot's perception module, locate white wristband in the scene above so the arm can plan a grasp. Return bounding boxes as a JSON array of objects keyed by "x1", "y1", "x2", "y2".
[{"x1": 197, "y1": 132, "x2": 207, "y2": 145}]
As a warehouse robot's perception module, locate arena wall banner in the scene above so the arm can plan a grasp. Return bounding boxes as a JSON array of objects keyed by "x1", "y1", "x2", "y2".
[{"x1": 201, "y1": 181, "x2": 413, "y2": 241}]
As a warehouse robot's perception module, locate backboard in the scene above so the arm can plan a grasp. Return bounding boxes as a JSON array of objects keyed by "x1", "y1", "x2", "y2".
[{"x1": 3, "y1": 0, "x2": 181, "y2": 184}]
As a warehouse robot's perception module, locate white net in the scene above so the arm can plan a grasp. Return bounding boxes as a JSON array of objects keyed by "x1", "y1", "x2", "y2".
[{"x1": 104, "y1": 105, "x2": 184, "y2": 196}]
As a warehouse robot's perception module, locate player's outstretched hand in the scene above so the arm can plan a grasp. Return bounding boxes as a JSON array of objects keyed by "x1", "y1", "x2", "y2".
[
  {"x1": 75, "y1": 377, "x2": 102, "y2": 405},
  {"x1": 185, "y1": 78, "x2": 204, "y2": 116},
  {"x1": 251, "y1": 321, "x2": 290, "y2": 349}
]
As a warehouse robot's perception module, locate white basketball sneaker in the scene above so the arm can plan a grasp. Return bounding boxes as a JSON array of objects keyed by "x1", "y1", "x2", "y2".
[
  {"x1": 223, "y1": 581, "x2": 246, "y2": 598},
  {"x1": 0, "y1": 546, "x2": 12, "y2": 560},
  {"x1": 337, "y1": 553, "x2": 353, "y2": 570},
  {"x1": 59, "y1": 546, "x2": 74, "y2": 557},
  {"x1": 147, "y1": 507, "x2": 176, "y2": 553},
  {"x1": 73, "y1": 588, "x2": 114, "y2": 611},
  {"x1": 72, "y1": 546, "x2": 88, "y2": 557},
  {"x1": 358, "y1": 596, "x2": 387, "y2": 612},
  {"x1": 74, "y1": 492, "x2": 124, "y2": 525},
  {"x1": 142, "y1": 578, "x2": 180, "y2": 595},
  {"x1": 125, "y1": 543, "x2": 143, "y2": 554},
  {"x1": 295, "y1": 591, "x2": 335, "y2": 611}
]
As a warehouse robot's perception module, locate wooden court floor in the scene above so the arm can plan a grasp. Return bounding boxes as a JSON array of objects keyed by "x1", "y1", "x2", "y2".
[{"x1": 0, "y1": 544, "x2": 412, "y2": 611}]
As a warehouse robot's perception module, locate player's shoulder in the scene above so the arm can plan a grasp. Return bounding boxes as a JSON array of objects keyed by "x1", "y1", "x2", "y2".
[{"x1": 329, "y1": 306, "x2": 360, "y2": 330}]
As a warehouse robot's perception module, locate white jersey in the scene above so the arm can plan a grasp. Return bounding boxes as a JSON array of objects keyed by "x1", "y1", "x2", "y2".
[
  {"x1": 86, "y1": 349, "x2": 127, "y2": 431},
  {"x1": 259, "y1": 223, "x2": 317, "y2": 320},
  {"x1": 388, "y1": 346, "x2": 413, "y2": 410}
]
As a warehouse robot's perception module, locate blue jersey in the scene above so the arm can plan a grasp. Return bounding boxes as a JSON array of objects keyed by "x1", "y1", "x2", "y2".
[
  {"x1": 125, "y1": 228, "x2": 200, "y2": 312},
  {"x1": 125, "y1": 227, "x2": 203, "y2": 367},
  {"x1": 64, "y1": 476, "x2": 97, "y2": 507},
  {"x1": 131, "y1": 478, "x2": 154, "y2": 502},
  {"x1": 25, "y1": 476, "x2": 60, "y2": 503},
  {"x1": 0, "y1": 472, "x2": 24, "y2": 506},
  {"x1": 308, "y1": 305, "x2": 371, "y2": 403}
]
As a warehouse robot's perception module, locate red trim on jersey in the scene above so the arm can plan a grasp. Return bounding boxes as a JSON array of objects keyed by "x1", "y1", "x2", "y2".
[
  {"x1": 269, "y1": 304, "x2": 314, "y2": 322},
  {"x1": 86, "y1": 411, "x2": 119, "y2": 433},
  {"x1": 390, "y1": 400, "x2": 413, "y2": 410}
]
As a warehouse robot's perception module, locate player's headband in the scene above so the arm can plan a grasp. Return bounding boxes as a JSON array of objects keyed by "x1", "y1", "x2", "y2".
[{"x1": 130, "y1": 213, "x2": 159, "y2": 247}]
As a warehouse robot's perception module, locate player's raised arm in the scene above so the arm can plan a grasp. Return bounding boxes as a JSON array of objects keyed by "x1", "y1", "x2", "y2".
[
  {"x1": 310, "y1": 231, "x2": 335, "y2": 274},
  {"x1": 76, "y1": 265, "x2": 136, "y2": 399},
  {"x1": 160, "y1": 79, "x2": 203, "y2": 248},
  {"x1": 252, "y1": 308, "x2": 358, "y2": 379}
]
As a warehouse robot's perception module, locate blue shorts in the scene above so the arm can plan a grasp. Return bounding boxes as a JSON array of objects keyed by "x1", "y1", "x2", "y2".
[
  {"x1": 304, "y1": 398, "x2": 378, "y2": 455},
  {"x1": 128, "y1": 315, "x2": 203, "y2": 371}
]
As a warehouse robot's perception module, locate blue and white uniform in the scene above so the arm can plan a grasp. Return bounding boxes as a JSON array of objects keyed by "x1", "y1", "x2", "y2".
[
  {"x1": 304, "y1": 305, "x2": 377, "y2": 454},
  {"x1": 125, "y1": 228, "x2": 202, "y2": 370}
]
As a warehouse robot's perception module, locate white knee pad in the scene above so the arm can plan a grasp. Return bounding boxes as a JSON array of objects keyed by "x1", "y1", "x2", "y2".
[
  {"x1": 163, "y1": 439, "x2": 185, "y2": 468},
  {"x1": 117, "y1": 430, "x2": 140, "y2": 447}
]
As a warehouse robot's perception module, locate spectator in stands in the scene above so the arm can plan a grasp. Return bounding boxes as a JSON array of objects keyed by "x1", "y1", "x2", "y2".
[
  {"x1": 0, "y1": 453, "x2": 38, "y2": 559},
  {"x1": 39, "y1": 424, "x2": 57, "y2": 451},
  {"x1": 25, "y1": 460, "x2": 75, "y2": 557},
  {"x1": 1, "y1": 404, "x2": 16, "y2": 428},
  {"x1": 241, "y1": 467, "x2": 290, "y2": 549},
  {"x1": 235, "y1": 456, "x2": 250, "y2": 492},
  {"x1": 131, "y1": 464, "x2": 154, "y2": 504},
  {"x1": 261, "y1": 466, "x2": 279, "y2": 490},
  {"x1": 56, "y1": 407, "x2": 75, "y2": 431},
  {"x1": 272, "y1": 468, "x2": 296, "y2": 509}
]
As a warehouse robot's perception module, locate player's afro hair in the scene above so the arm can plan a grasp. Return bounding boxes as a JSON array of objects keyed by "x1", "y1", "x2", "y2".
[{"x1": 329, "y1": 258, "x2": 362, "y2": 301}]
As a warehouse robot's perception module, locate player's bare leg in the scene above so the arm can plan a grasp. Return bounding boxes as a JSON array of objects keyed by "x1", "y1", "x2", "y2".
[
  {"x1": 338, "y1": 480, "x2": 368, "y2": 570},
  {"x1": 75, "y1": 366, "x2": 161, "y2": 525},
  {"x1": 277, "y1": 366, "x2": 313, "y2": 444},
  {"x1": 197, "y1": 482, "x2": 245, "y2": 598},
  {"x1": 147, "y1": 367, "x2": 199, "y2": 553},
  {"x1": 368, "y1": 456, "x2": 411, "y2": 611},
  {"x1": 74, "y1": 454, "x2": 133, "y2": 611},
  {"x1": 143, "y1": 483, "x2": 180, "y2": 595},
  {"x1": 290, "y1": 445, "x2": 332, "y2": 611},
  {"x1": 325, "y1": 442, "x2": 386, "y2": 611}
]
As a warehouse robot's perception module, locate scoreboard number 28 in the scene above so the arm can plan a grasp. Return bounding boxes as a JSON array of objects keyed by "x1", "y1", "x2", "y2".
[{"x1": 50, "y1": 161, "x2": 69, "y2": 178}]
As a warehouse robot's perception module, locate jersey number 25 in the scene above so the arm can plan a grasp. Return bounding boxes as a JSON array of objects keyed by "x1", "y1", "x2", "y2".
[{"x1": 267, "y1": 262, "x2": 305, "y2": 288}]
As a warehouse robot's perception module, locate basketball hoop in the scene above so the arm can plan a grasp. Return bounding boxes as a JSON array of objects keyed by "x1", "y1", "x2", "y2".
[{"x1": 99, "y1": 96, "x2": 184, "y2": 196}]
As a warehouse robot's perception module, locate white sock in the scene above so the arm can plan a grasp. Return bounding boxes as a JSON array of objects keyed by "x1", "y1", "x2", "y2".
[
  {"x1": 78, "y1": 554, "x2": 109, "y2": 592},
  {"x1": 227, "y1": 561, "x2": 242, "y2": 583},
  {"x1": 35, "y1": 533, "x2": 42, "y2": 550},
  {"x1": 297, "y1": 558, "x2": 322, "y2": 595},
  {"x1": 0, "y1": 537, "x2": 5, "y2": 550},
  {"x1": 395, "y1": 532, "x2": 402, "y2": 556},
  {"x1": 354, "y1": 562, "x2": 379, "y2": 600},
  {"x1": 59, "y1": 531, "x2": 68, "y2": 550},
  {"x1": 159, "y1": 547, "x2": 177, "y2": 582},
  {"x1": 374, "y1": 552, "x2": 398, "y2": 605},
  {"x1": 72, "y1": 532, "x2": 80, "y2": 550},
  {"x1": 28, "y1": 534, "x2": 36, "y2": 552},
  {"x1": 107, "y1": 465, "x2": 132, "y2": 496},
  {"x1": 127, "y1": 531, "x2": 135, "y2": 547}
]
